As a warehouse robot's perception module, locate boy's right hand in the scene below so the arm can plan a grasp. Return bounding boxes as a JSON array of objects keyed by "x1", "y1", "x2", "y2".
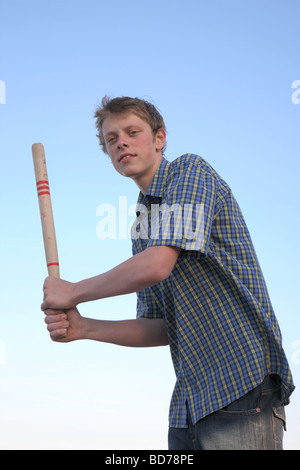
[{"x1": 43, "y1": 307, "x2": 83, "y2": 342}]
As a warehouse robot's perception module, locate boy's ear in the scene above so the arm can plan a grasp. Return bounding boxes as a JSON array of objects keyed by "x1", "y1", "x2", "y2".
[{"x1": 155, "y1": 128, "x2": 167, "y2": 151}]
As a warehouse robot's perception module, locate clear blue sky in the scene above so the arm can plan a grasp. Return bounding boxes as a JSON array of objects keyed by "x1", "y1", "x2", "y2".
[{"x1": 0, "y1": 0, "x2": 299, "y2": 449}]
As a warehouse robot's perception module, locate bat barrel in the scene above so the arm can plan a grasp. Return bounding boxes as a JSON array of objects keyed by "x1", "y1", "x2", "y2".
[{"x1": 32, "y1": 143, "x2": 60, "y2": 278}]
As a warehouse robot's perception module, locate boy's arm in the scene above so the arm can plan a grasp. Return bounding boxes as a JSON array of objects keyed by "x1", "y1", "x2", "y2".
[
  {"x1": 44, "y1": 308, "x2": 169, "y2": 347},
  {"x1": 42, "y1": 245, "x2": 180, "y2": 311}
]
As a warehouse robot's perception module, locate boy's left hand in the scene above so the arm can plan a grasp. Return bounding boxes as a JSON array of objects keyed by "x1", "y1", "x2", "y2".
[{"x1": 41, "y1": 276, "x2": 76, "y2": 311}]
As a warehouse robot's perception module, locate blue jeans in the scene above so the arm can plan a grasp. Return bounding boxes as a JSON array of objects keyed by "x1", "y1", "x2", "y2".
[{"x1": 168, "y1": 375, "x2": 286, "y2": 450}]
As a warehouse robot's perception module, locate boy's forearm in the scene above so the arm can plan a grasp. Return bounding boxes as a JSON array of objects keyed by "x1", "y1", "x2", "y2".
[
  {"x1": 81, "y1": 317, "x2": 169, "y2": 347},
  {"x1": 42, "y1": 246, "x2": 180, "y2": 312},
  {"x1": 73, "y1": 253, "x2": 152, "y2": 305},
  {"x1": 73, "y1": 246, "x2": 179, "y2": 306}
]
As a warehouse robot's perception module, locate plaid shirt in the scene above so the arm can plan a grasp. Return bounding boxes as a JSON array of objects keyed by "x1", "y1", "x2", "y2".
[{"x1": 132, "y1": 154, "x2": 294, "y2": 428}]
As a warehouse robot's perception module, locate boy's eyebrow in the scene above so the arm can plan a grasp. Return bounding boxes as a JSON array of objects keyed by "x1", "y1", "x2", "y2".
[{"x1": 124, "y1": 124, "x2": 143, "y2": 132}]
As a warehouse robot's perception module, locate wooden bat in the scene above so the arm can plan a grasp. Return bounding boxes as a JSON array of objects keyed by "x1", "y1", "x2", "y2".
[{"x1": 32, "y1": 143, "x2": 60, "y2": 278}]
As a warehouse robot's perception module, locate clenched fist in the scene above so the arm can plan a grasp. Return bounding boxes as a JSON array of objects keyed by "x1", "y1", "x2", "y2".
[
  {"x1": 41, "y1": 276, "x2": 77, "y2": 311},
  {"x1": 44, "y1": 308, "x2": 83, "y2": 342}
]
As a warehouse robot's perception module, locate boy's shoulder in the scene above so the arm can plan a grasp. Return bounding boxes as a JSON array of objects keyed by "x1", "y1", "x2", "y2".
[
  {"x1": 170, "y1": 153, "x2": 202, "y2": 169},
  {"x1": 169, "y1": 154, "x2": 229, "y2": 188},
  {"x1": 166, "y1": 154, "x2": 232, "y2": 208}
]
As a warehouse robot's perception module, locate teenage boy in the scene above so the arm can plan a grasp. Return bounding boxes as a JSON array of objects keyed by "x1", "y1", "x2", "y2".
[{"x1": 42, "y1": 96, "x2": 294, "y2": 450}]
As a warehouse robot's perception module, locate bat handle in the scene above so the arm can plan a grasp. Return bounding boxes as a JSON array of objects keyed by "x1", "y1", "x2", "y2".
[
  {"x1": 32, "y1": 143, "x2": 60, "y2": 278},
  {"x1": 47, "y1": 263, "x2": 60, "y2": 278},
  {"x1": 32, "y1": 143, "x2": 66, "y2": 338}
]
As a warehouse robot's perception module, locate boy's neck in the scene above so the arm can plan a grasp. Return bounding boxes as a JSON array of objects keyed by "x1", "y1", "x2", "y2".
[{"x1": 133, "y1": 153, "x2": 163, "y2": 195}]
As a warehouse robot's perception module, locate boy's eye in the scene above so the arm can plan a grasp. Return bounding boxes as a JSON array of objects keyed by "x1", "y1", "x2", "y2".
[{"x1": 130, "y1": 129, "x2": 141, "y2": 136}]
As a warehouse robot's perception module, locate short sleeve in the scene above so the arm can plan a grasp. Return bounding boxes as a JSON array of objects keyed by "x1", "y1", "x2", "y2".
[{"x1": 147, "y1": 159, "x2": 217, "y2": 254}]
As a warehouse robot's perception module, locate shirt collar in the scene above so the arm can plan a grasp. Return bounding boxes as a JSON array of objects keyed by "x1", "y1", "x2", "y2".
[{"x1": 143, "y1": 157, "x2": 171, "y2": 198}]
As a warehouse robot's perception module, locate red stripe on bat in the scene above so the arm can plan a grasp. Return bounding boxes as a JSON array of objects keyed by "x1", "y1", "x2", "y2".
[
  {"x1": 36, "y1": 180, "x2": 49, "y2": 186},
  {"x1": 47, "y1": 262, "x2": 59, "y2": 267},
  {"x1": 37, "y1": 185, "x2": 49, "y2": 190},
  {"x1": 37, "y1": 191, "x2": 50, "y2": 196}
]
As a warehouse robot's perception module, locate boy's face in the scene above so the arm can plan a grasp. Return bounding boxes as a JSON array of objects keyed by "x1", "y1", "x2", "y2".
[{"x1": 102, "y1": 112, "x2": 166, "y2": 193}]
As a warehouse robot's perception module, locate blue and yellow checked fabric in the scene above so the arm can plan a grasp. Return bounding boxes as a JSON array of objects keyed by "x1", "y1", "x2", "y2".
[{"x1": 132, "y1": 154, "x2": 294, "y2": 428}]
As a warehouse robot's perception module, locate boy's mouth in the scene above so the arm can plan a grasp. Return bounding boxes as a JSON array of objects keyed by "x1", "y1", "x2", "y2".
[{"x1": 119, "y1": 153, "x2": 136, "y2": 163}]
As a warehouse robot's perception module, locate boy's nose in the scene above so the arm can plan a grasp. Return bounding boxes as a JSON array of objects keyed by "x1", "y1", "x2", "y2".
[{"x1": 118, "y1": 138, "x2": 129, "y2": 149}]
